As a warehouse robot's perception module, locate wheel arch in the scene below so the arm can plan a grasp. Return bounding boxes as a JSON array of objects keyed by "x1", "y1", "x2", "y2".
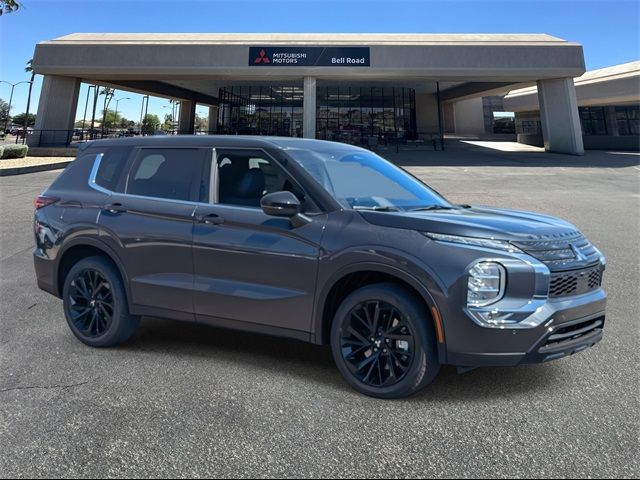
[
  {"x1": 314, "y1": 263, "x2": 446, "y2": 358},
  {"x1": 56, "y1": 238, "x2": 131, "y2": 305}
]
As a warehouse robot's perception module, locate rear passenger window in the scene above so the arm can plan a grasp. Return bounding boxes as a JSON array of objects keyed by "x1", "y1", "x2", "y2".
[
  {"x1": 126, "y1": 148, "x2": 210, "y2": 202},
  {"x1": 95, "y1": 147, "x2": 131, "y2": 191}
]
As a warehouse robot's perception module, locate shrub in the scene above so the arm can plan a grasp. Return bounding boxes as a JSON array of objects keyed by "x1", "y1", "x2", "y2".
[
  {"x1": 1, "y1": 144, "x2": 28, "y2": 159},
  {"x1": 0, "y1": 146, "x2": 3, "y2": 158}
]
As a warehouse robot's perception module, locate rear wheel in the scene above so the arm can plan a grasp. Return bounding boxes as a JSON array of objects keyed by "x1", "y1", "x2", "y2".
[
  {"x1": 330, "y1": 283, "x2": 440, "y2": 399},
  {"x1": 62, "y1": 256, "x2": 139, "y2": 347}
]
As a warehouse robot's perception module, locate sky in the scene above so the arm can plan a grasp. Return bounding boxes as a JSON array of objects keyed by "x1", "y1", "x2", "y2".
[{"x1": 0, "y1": 0, "x2": 638, "y2": 124}]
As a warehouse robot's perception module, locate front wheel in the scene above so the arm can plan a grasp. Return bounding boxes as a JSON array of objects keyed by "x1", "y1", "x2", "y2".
[
  {"x1": 62, "y1": 256, "x2": 139, "y2": 347},
  {"x1": 330, "y1": 283, "x2": 440, "y2": 399}
]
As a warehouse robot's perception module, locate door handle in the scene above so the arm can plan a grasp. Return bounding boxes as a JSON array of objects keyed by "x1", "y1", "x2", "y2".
[
  {"x1": 196, "y1": 213, "x2": 224, "y2": 225},
  {"x1": 104, "y1": 203, "x2": 127, "y2": 214}
]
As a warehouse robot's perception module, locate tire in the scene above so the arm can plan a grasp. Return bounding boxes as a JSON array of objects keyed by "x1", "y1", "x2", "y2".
[
  {"x1": 330, "y1": 283, "x2": 440, "y2": 399},
  {"x1": 62, "y1": 255, "x2": 139, "y2": 347}
]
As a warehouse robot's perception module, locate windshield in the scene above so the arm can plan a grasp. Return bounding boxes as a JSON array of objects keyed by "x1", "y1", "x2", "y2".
[{"x1": 285, "y1": 147, "x2": 452, "y2": 211}]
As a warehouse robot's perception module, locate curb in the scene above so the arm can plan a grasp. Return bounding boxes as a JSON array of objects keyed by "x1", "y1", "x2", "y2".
[{"x1": 0, "y1": 161, "x2": 72, "y2": 177}]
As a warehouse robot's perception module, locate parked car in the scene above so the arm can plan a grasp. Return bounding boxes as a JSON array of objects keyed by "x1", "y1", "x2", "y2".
[{"x1": 33, "y1": 136, "x2": 607, "y2": 398}]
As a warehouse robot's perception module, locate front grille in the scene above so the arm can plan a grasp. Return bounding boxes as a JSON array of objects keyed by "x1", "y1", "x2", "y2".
[
  {"x1": 512, "y1": 234, "x2": 601, "y2": 271},
  {"x1": 549, "y1": 264, "x2": 602, "y2": 298},
  {"x1": 541, "y1": 316, "x2": 604, "y2": 350}
]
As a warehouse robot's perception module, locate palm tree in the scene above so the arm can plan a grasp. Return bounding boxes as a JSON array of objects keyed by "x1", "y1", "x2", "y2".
[
  {"x1": 100, "y1": 87, "x2": 115, "y2": 135},
  {"x1": 0, "y1": 1, "x2": 20, "y2": 16},
  {"x1": 23, "y1": 59, "x2": 35, "y2": 134}
]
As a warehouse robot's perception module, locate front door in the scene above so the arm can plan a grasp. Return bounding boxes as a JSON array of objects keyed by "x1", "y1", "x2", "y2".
[{"x1": 192, "y1": 148, "x2": 326, "y2": 334}]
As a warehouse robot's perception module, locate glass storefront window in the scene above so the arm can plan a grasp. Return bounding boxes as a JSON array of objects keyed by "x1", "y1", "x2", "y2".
[
  {"x1": 579, "y1": 107, "x2": 607, "y2": 135},
  {"x1": 217, "y1": 86, "x2": 304, "y2": 137},
  {"x1": 616, "y1": 106, "x2": 639, "y2": 136},
  {"x1": 316, "y1": 86, "x2": 416, "y2": 146},
  {"x1": 217, "y1": 85, "x2": 417, "y2": 145}
]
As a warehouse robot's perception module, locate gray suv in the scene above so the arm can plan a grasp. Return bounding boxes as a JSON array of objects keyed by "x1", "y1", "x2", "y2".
[{"x1": 33, "y1": 136, "x2": 607, "y2": 398}]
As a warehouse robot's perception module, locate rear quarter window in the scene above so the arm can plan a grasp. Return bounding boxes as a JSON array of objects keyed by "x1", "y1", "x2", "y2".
[{"x1": 95, "y1": 147, "x2": 132, "y2": 192}]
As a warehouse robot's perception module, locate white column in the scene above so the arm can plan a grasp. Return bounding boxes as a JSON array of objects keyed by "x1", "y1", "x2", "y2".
[
  {"x1": 537, "y1": 78, "x2": 584, "y2": 155},
  {"x1": 303, "y1": 76, "x2": 316, "y2": 139},
  {"x1": 29, "y1": 75, "x2": 81, "y2": 147},
  {"x1": 178, "y1": 100, "x2": 196, "y2": 135}
]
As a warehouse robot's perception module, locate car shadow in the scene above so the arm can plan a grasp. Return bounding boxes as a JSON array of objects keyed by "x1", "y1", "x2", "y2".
[{"x1": 121, "y1": 316, "x2": 566, "y2": 400}]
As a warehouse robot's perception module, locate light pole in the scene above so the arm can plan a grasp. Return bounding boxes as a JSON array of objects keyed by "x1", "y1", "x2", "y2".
[
  {"x1": 139, "y1": 95, "x2": 149, "y2": 134},
  {"x1": 113, "y1": 97, "x2": 130, "y2": 132},
  {"x1": 0, "y1": 80, "x2": 32, "y2": 133},
  {"x1": 81, "y1": 85, "x2": 96, "y2": 134}
]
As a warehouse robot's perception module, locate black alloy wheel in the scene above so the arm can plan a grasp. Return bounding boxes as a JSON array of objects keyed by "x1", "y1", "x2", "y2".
[
  {"x1": 340, "y1": 300, "x2": 415, "y2": 387},
  {"x1": 67, "y1": 268, "x2": 114, "y2": 338},
  {"x1": 331, "y1": 283, "x2": 440, "y2": 399}
]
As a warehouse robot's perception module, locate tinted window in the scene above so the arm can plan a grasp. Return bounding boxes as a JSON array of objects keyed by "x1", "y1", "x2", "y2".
[
  {"x1": 217, "y1": 149, "x2": 309, "y2": 209},
  {"x1": 287, "y1": 148, "x2": 450, "y2": 211},
  {"x1": 95, "y1": 147, "x2": 131, "y2": 191},
  {"x1": 127, "y1": 148, "x2": 210, "y2": 202}
]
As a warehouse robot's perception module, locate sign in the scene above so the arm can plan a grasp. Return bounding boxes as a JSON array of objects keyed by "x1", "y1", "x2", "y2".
[{"x1": 249, "y1": 47, "x2": 370, "y2": 67}]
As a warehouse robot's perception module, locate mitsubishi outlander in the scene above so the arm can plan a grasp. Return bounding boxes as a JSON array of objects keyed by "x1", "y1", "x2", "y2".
[{"x1": 33, "y1": 136, "x2": 607, "y2": 398}]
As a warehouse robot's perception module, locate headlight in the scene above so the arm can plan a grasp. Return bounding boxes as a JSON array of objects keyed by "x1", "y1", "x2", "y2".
[
  {"x1": 425, "y1": 232, "x2": 523, "y2": 254},
  {"x1": 467, "y1": 261, "x2": 506, "y2": 307}
]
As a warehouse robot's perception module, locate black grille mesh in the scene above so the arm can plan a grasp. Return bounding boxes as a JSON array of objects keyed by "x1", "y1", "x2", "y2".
[{"x1": 549, "y1": 265, "x2": 602, "y2": 298}]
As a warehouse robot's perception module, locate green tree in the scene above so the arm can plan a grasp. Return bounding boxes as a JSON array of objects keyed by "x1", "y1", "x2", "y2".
[
  {"x1": 195, "y1": 114, "x2": 209, "y2": 132},
  {"x1": 0, "y1": 0, "x2": 20, "y2": 15},
  {"x1": 141, "y1": 113, "x2": 160, "y2": 135},
  {"x1": 100, "y1": 109, "x2": 124, "y2": 130},
  {"x1": 0, "y1": 98, "x2": 9, "y2": 126},
  {"x1": 11, "y1": 112, "x2": 36, "y2": 127}
]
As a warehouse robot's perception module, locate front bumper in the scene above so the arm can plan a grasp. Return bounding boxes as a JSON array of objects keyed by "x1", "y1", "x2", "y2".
[{"x1": 446, "y1": 288, "x2": 606, "y2": 367}]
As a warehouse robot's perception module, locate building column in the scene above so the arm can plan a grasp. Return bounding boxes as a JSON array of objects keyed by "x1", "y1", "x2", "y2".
[
  {"x1": 29, "y1": 75, "x2": 81, "y2": 147},
  {"x1": 303, "y1": 77, "x2": 316, "y2": 139},
  {"x1": 208, "y1": 106, "x2": 218, "y2": 134},
  {"x1": 178, "y1": 100, "x2": 196, "y2": 135},
  {"x1": 537, "y1": 78, "x2": 584, "y2": 155}
]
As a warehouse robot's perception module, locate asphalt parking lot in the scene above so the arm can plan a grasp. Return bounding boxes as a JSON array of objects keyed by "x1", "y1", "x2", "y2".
[{"x1": 1, "y1": 143, "x2": 639, "y2": 478}]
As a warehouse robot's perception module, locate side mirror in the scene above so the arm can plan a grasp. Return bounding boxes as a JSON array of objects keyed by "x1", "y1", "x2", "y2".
[{"x1": 261, "y1": 191, "x2": 301, "y2": 218}]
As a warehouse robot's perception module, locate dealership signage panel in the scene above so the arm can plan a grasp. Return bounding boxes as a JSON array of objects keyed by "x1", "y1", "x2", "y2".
[{"x1": 249, "y1": 47, "x2": 370, "y2": 67}]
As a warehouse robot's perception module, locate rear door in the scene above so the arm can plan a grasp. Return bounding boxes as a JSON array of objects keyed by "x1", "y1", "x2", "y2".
[
  {"x1": 192, "y1": 148, "x2": 326, "y2": 334},
  {"x1": 97, "y1": 146, "x2": 212, "y2": 317}
]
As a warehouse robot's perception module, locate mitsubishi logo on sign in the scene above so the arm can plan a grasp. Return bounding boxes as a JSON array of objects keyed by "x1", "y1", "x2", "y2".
[{"x1": 254, "y1": 49, "x2": 270, "y2": 64}]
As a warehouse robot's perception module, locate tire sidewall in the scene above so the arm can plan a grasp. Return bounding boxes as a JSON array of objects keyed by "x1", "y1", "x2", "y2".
[{"x1": 330, "y1": 283, "x2": 439, "y2": 399}]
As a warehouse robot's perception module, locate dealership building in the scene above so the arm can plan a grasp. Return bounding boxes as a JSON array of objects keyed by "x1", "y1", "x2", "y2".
[
  {"x1": 31, "y1": 33, "x2": 591, "y2": 154},
  {"x1": 504, "y1": 61, "x2": 639, "y2": 151}
]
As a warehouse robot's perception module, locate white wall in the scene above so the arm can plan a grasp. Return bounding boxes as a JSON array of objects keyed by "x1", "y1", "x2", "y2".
[{"x1": 453, "y1": 97, "x2": 485, "y2": 135}]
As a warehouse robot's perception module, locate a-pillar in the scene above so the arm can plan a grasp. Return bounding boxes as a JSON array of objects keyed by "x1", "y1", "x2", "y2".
[
  {"x1": 178, "y1": 100, "x2": 196, "y2": 135},
  {"x1": 29, "y1": 75, "x2": 81, "y2": 147},
  {"x1": 303, "y1": 77, "x2": 316, "y2": 139},
  {"x1": 537, "y1": 78, "x2": 584, "y2": 155}
]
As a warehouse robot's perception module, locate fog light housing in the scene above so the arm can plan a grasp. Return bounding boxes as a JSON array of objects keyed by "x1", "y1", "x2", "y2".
[{"x1": 467, "y1": 261, "x2": 506, "y2": 307}]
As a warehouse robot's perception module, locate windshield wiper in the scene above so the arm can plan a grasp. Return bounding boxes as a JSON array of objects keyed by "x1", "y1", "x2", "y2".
[
  {"x1": 409, "y1": 205, "x2": 455, "y2": 212},
  {"x1": 353, "y1": 205, "x2": 401, "y2": 212}
]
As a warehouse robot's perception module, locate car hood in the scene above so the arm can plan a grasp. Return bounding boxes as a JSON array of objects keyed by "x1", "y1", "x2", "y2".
[{"x1": 359, "y1": 206, "x2": 581, "y2": 242}]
